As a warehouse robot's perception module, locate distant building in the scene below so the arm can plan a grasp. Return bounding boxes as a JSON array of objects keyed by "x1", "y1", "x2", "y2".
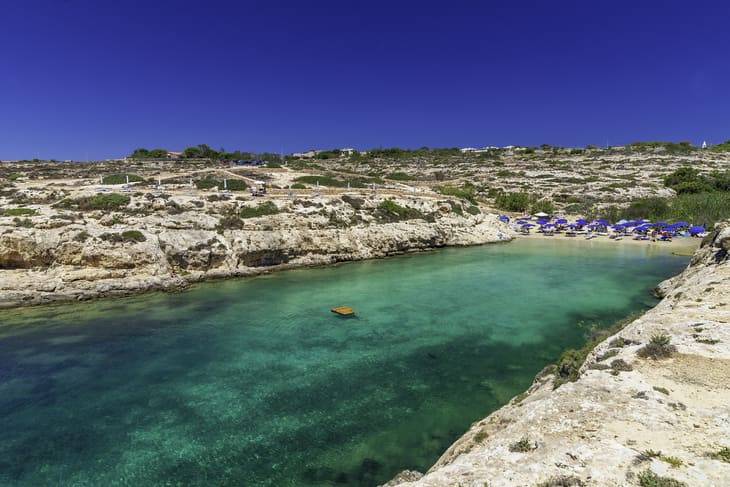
[
  {"x1": 702, "y1": 141, "x2": 708, "y2": 149},
  {"x1": 292, "y1": 150, "x2": 320, "y2": 158},
  {"x1": 461, "y1": 146, "x2": 499, "y2": 153},
  {"x1": 340, "y1": 147, "x2": 356, "y2": 155},
  {"x1": 166, "y1": 151, "x2": 183, "y2": 159}
]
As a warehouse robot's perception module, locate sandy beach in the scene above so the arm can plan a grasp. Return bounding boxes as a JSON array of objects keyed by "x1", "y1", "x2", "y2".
[{"x1": 518, "y1": 231, "x2": 702, "y2": 254}]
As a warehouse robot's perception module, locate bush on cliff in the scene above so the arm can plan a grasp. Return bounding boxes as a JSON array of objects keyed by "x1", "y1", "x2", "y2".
[
  {"x1": 637, "y1": 334, "x2": 676, "y2": 360},
  {"x1": 102, "y1": 173, "x2": 144, "y2": 185},
  {"x1": 436, "y1": 184, "x2": 477, "y2": 204},
  {"x1": 0, "y1": 207, "x2": 37, "y2": 217},
  {"x1": 54, "y1": 194, "x2": 130, "y2": 211},
  {"x1": 239, "y1": 201, "x2": 279, "y2": 219},
  {"x1": 375, "y1": 200, "x2": 426, "y2": 222},
  {"x1": 98, "y1": 230, "x2": 146, "y2": 243}
]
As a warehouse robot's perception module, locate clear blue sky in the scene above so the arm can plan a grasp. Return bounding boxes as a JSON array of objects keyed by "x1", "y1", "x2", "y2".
[{"x1": 2, "y1": 0, "x2": 729, "y2": 160}]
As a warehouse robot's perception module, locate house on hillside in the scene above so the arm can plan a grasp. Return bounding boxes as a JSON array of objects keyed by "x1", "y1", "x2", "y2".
[
  {"x1": 292, "y1": 150, "x2": 320, "y2": 158},
  {"x1": 166, "y1": 151, "x2": 183, "y2": 160}
]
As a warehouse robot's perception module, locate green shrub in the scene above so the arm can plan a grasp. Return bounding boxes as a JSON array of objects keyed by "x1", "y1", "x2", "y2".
[
  {"x1": 0, "y1": 207, "x2": 37, "y2": 217},
  {"x1": 375, "y1": 200, "x2": 426, "y2": 222},
  {"x1": 637, "y1": 334, "x2": 676, "y2": 360},
  {"x1": 531, "y1": 199, "x2": 555, "y2": 214},
  {"x1": 555, "y1": 348, "x2": 586, "y2": 385},
  {"x1": 13, "y1": 217, "x2": 33, "y2": 228},
  {"x1": 73, "y1": 231, "x2": 91, "y2": 242},
  {"x1": 225, "y1": 179, "x2": 247, "y2": 191},
  {"x1": 294, "y1": 174, "x2": 380, "y2": 188},
  {"x1": 239, "y1": 201, "x2": 279, "y2": 219},
  {"x1": 637, "y1": 469, "x2": 687, "y2": 487},
  {"x1": 102, "y1": 173, "x2": 144, "y2": 185},
  {"x1": 121, "y1": 230, "x2": 146, "y2": 242},
  {"x1": 436, "y1": 184, "x2": 477, "y2": 203},
  {"x1": 387, "y1": 171, "x2": 415, "y2": 181},
  {"x1": 195, "y1": 177, "x2": 221, "y2": 189},
  {"x1": 99, "y1": 230, "x2": 146, "y2": 243},
  {"x1": 595, "y1": 192, "x2": 729, "y2": 228},
  {"x1": 536, "y1": 476, "x2": 585, "y2": 487},
  {"x1": 508, "y1": 437, "x2": 536, "y2": 453},
  {"x1": 290, "y1": 183, "x2": 306, "y2": 189},
  {"x1": 709, "y1": 447, "x2": 730, "y2": 463},
  {"x1": 216, "y1": 214, "x2": 245, "y2": 232},
  {"x1": 466, "y1": 205, "x2": 480, "y2": 215},
  {"x1": 495, "y1": 191, "x2": 531, "y2": 212},
  {"x1": 54, "y1": 193, "x2": 130, "y2": 211}
]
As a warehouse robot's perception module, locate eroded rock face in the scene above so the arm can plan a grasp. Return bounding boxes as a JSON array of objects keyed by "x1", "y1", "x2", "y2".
[
  {"x1": 386, "y1": 222, "x2": 730, "y2": 487},
  {"x1": 0, "y1": 195, "x2": 512, "y2": 308}
]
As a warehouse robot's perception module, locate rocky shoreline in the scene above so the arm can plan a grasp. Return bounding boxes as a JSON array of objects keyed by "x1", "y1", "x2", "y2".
[
  {"x1": 0, "y1": 193, "x2": 512, "y2": 309},
  {"x1": 386, "y1": 223, "x2": 730, "y2": 486}
]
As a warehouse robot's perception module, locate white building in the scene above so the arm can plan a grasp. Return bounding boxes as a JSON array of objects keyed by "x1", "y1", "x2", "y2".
[{"x1": 292, "y1": 150, "x2": 320, "y2": 158}]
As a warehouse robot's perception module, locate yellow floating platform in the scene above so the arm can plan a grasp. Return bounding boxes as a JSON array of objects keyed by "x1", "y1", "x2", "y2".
[{"x1": 331, "y1": 306, "x2": 356, "y2": 316}]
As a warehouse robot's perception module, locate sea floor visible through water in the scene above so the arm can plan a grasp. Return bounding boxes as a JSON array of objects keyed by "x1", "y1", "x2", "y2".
[{"x1": 0, "y1": 239, "x2": 690, "y2": 486}]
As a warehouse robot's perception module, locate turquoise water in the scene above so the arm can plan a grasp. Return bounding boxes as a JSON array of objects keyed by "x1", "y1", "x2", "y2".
[{"x1": 0, "y1": 239, "x2": 689, "y2": 486}]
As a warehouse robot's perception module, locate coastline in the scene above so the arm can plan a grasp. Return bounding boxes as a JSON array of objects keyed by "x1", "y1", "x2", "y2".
[
  {"x1": 386, "y1": 223, "x2": 730, "y2": 486},
  {"x1": 518, "y1": 232, "x2": 702, "y2": 252},
  {"x1": 0, "y1": 205, "x2": 513, "y2": 310}
]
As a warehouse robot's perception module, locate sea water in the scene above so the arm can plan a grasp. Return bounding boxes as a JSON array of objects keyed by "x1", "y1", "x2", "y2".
[{"x1": 0, "y1": 239, "x2": 689, "y2": 486}]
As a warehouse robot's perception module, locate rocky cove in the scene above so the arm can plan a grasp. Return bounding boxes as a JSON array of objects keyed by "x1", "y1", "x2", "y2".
[
  {"x1": 1, "y1": 172, "x2": 728, "y2": 486},
  {"x1": 387, "y1": 223, "x2": 730, "y2": 487},
  {"x1": 0, "y1": 192, "x2": 511, "y2": 308}
]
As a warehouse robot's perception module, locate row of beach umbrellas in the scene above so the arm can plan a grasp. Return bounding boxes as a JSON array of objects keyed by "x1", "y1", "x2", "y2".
[{"x1": 499, "y1": 215, "x2": 706, "y2": 237}]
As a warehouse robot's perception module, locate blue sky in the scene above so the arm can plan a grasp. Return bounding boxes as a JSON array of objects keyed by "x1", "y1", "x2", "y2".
[{"x1": 1, "y1": 0, "x2": 729, "y2": 160}]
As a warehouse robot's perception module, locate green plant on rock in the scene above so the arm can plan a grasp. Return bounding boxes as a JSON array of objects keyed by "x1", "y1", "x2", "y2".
[
  {"x1": 239, "y1": 201, "x2": 279, "y2": 219},
  {"x1": 508, "y1": 436, "x2": 536, "y2": 453},
  {"x1": 375, "y1": 200, "x2": 426, "y2": 222},
  {"x1": 0, "y1": 207, "x2": 37, "y2": 217},
  {"x1": 637, "y1": 334, "x2": 676, "y2": 360},
  {"x1": 708, "y1": 446, "x2": 730, "y2": 463},
  {"x1": 53, "y1": 193, "x2": 130, "y2": 211},
  {"x1": 536, "y1": 475, "x2": 585, "y2": 487},
  {"x1": 101, "y1": 173, "x2": 144, "y2": 185},
  {"x1": 636, "y1": 469, "x2": 687, "y2": 487}
]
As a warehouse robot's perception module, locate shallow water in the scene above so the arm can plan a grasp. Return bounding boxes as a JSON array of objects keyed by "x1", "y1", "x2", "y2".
[{"x1": 0, "y1": 239, "x2": 689, "y2": 486}]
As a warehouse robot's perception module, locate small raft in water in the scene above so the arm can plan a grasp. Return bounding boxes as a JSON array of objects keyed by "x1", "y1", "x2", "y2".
[{"x1": 331, "y1": 306, "x2": 356, "y2": 317}]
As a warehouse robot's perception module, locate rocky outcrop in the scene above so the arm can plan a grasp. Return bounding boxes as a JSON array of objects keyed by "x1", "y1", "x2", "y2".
[
  {"x1": 387, "y1": 222, "x2": 730, "y2": 487},
  {"x1": 0, "y1": 195, "x2": 512, "y2": 308}
]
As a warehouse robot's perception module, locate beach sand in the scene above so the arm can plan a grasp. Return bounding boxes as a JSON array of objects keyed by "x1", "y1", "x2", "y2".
[{"x1": 518, "y1": 232, "x2": 701, "y2": 255}]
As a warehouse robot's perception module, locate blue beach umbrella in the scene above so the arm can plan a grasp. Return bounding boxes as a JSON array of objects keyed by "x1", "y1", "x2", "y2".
[
  {"x1": 555, "y1": 218, "x2": 568, "y2": 225},
  {"x1": 499, "y1": 215, "x2": 510, "y2": 223},
  {"x1": 689, "y1": 226, "x2": 705, "y2": 236}
]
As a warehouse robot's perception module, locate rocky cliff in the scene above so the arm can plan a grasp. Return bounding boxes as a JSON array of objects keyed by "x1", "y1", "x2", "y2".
[
  {"x1": 387, "y1": 223, "x2": 730, "y2": 487},
  {"x1": 0, "y1": 193, "x2": 511, "y2": 308}
]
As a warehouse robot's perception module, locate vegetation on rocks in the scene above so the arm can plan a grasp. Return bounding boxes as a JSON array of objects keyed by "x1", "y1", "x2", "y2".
[
  {"x1": 636, "y1": 469, "x2": 687, "y2": 487},
  {"x1": 375, "y1": 200, "x2": 426, "y2": 222},
  {"x1": 195, "y1": 177, "x2": 247, "y2": 191},
  {"x1": 536, "y1": 476, "x2": 585, "y2": 487},
  {"x1": 436, "y1": 184, "x2": 477, "y2": 204},
  {"x1": 637, "y1": 334, "x2": 676, "y2": 360},
  {"x1": 239, "y1": 201, "x2": 279, "y2": 219},
  {"x1": 508, "y1": 436, "x2": 536, "y2": 452},
  {"x1": 294, "y1": 174, "x2": 381, "y2": 188},
  {"x1": 102, "y1": 173, "x2": 144, "y2": 185},
  {"x1": 54, "y1": 194, "x2": 130, "y2": 211},
  {"x1": 0, "y1": 207, "x2": 37, "y2": 217},
  {"x1": 708, "y1": 446, "x2": 730, "y2": 463},
  {"x1": 99, "y1": 230, "x2": 147, "y2": 243}
]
